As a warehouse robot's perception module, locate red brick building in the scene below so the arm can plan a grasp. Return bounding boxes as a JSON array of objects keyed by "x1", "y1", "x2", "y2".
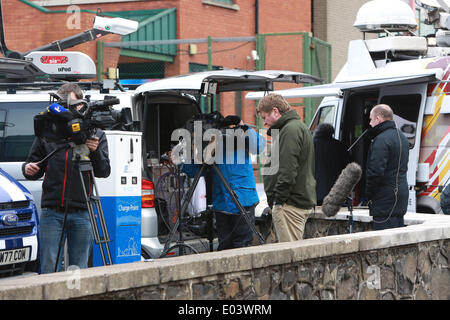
[{"x1": 3, "y1": 0, "x2": 312, "y2": 124}]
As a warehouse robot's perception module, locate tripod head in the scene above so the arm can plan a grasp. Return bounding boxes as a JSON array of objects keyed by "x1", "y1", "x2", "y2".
[{"x1": 69, "y1": 142, "x2": 91, "y2": 162}]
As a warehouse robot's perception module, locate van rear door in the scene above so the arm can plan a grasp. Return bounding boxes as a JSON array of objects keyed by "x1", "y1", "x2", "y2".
[{"x1": 377, "y1": 83, "x2": 428, "y2": 210}]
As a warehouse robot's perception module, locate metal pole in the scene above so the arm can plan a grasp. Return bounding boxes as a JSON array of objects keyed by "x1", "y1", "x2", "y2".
[
  {"x1": 96, "y1": 41, "x2": 104, "y2": 82},
  {"x1": 103, "y1": 36, "x2": 256, "y2": 48}
]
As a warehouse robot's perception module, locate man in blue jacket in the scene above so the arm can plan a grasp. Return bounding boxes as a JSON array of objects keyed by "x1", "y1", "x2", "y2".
[{"x1": 182, "y1": 120, "x2": 265, "y2": 250}]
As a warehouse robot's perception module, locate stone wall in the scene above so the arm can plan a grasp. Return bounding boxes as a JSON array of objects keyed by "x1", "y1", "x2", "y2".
[
  {"x1": 83, "y1": 239, "x2": 449, "y2": 300},
  {"x1": 0, "y1": 210, "x2": 449, "y2": 300}
]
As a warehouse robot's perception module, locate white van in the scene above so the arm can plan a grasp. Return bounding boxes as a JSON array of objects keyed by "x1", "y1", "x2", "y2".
[
  {"x1": 132, "y1": 69, "x2": 320, "y2": 257},
  {"x1": 247, "y1": 0, "x2": 449, "y2": 214}
]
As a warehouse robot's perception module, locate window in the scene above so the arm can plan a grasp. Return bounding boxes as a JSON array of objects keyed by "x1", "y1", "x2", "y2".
[
  {"x1": 202, "y1": 0, "x2": 239, "y2": 10},
  {"x1": 118, "y1": 62, "x2": 165, "y2": 80},
  {"x1": 0, "y1": 102, "x2": 46, "y2": 162},
  {"x1": 310, "y1": 105, "x2": 337, "y2": 132},
  {"x1": 212, "y1": 0, "x2": 234, "y2": 4},
  {"x1": 380, "y1": 94, "x2": 421, "y2": 149}
]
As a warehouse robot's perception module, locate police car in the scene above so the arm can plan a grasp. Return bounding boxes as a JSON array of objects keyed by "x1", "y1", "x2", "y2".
[{"x1": 0, "y1": 167, "x2": 39, "y2": 278}]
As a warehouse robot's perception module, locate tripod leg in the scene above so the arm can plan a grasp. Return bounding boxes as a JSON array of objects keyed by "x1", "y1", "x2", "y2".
[
  {"x1": 160, "y1": 164, "x2": 206, "y2": 258},
  {"x1": 211, "y1": 165, "x2": 265, "y2": 245},
  {"x1": 90, "y1": 176, "x2": 113, "y2": 263},
  {"x1": 77, "y1": 166, "x2": 106, "y2": 265},
  {"x1": 77, "y1": 162, "x2": 113, "y2": 266}
]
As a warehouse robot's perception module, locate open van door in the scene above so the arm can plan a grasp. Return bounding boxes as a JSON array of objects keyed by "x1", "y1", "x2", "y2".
[{"x1": 377, "y1": 83, "x2": 428, "y2": 211}]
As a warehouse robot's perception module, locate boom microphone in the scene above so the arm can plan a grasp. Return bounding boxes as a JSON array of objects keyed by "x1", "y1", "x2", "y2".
[{"x1": 321, "y1": 162, "x2": 362, "y2": 217}]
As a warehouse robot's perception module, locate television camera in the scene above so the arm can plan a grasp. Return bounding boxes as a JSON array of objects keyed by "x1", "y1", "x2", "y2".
[
  {"x1": 184, "y1": 111, "x2": 247, "y2": 134},
  {"x1": 173, "y1": 111, "x2": 251, "y2": 165},
  {"x1": 34, "y1": 94, "x2": 133, "y2": 146}
]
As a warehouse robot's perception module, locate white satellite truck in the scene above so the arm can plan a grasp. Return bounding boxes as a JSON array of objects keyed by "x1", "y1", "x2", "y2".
[{"x1": 247, "y1": 0, "x2": 450, "y2": 214}]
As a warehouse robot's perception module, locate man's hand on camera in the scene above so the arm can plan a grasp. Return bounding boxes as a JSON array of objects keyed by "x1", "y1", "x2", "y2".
[
  {"x1": 85, "y1": 137, "x2": 99, "y2": 152},
  {"x1": 24, "y1": 162, "x2": 40, "y2": 176}
]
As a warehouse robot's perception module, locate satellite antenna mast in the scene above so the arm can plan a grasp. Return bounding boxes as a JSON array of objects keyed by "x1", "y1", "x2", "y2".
[{"x1": 0, "y1": 0, "x2": 138, "y2": 81}]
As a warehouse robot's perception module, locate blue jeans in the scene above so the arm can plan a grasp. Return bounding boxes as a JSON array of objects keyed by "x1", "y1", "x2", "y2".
[{"x1": 39, "y1": 207, "x2": 93, "y2": 274}]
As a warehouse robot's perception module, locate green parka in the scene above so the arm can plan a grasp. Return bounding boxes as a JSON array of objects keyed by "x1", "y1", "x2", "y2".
[{"x1": 264, "y1": 109, "x2": 316, "y2": 209}]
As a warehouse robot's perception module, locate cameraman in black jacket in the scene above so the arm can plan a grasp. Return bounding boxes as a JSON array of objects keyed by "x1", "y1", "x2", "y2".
[{"x1": 23, "y1": 83, "x2": 111, "y2": 273}]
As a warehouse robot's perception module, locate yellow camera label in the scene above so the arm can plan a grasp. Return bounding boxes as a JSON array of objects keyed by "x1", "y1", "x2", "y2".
[{"x1": 72, "y1": 123, "x2": 81, "y2": 132}]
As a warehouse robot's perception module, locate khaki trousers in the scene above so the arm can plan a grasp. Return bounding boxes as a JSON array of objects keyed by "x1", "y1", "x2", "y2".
[{"x1": 272, "y1": 203, "x2": 311, "y2": 242}]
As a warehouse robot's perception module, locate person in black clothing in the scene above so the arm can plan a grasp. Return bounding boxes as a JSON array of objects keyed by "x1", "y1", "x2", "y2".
[
  {"x1": 441, "y1": 183, "x2": 450, "y2": 215},
  {"x1": 313, "y1": 123, "x2": 349, "y2": 205},
  {"x1": 23, "y1": 83, "x2": 111, "y2": 273},
  {"x1": 366, "y1": 104, "x2": 409, "y2": 230}
]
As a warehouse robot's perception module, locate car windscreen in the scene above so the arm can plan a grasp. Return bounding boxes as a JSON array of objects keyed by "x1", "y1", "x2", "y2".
[{"x1": 0, "y1": 101, "x2": 47, "y2": 162}]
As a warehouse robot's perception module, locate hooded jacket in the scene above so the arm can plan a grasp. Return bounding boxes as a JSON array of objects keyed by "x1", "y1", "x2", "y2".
[
  {"x1": 264, "y1": 109, "x2": 316, "y2": 209},
  {"x1": 366, "y1": 120, "x2": 409, "y2": 218},
  {"x1": 22, "y1": 129, "x2": 110, "y2": 210}
]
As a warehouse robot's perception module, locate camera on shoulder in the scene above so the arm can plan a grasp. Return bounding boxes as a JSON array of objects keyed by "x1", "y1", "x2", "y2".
[{"x1": 34, "y1": 93, "x2": 133, "y2": 145}]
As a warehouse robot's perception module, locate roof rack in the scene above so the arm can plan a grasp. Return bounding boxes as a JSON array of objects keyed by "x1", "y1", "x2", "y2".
[
  {"x1": 0, "y1": 80, "x2": 137, "y2": 94},
  {"x1": 0, "y1": 1, "x2": 138, "y2": 82}
]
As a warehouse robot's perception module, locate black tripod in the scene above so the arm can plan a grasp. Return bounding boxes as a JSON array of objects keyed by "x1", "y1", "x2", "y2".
[
  {"x1": 159, "y1": 162, "x2": 265, "y2": 258},
  {"x1": 54, "y1": 146, "x2": 113, "y2": 272}
]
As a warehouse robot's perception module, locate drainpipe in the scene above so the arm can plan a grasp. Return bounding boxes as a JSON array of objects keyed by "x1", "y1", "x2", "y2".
[{"x1": 96, "y1": 41, "x2": 104, "y2": 82}]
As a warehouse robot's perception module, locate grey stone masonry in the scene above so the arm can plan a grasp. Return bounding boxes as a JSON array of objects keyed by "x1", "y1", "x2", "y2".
[{"x1": 0, "y1": 210, "x2": 449, "y2": 300}]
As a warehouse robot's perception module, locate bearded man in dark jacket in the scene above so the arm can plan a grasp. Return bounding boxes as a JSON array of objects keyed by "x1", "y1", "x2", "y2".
[
  {"x1": 23, "y1": 83, "x2": 111, "y2": 273},
  {"x1": 366, "y1": 104, "x2": 409, "y2": 230}
]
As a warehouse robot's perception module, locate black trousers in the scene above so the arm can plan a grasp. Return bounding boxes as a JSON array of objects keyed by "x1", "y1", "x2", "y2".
[
  {"x1": 372, "y1": 215, "x2": 404, "y2": 231},
  {"x1": 215, "y1": 205, "x2": 255, "y2": 251}
]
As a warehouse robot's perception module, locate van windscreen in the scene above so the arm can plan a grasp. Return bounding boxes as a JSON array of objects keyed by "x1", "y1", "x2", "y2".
[{"x1": 0, "y1": 102, "x2": 47, "y2": 162}]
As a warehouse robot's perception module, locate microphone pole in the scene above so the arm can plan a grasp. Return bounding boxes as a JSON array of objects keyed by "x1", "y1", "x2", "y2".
[{"x1": 347, "y1": 129, "x2": 368, "y2": 152}]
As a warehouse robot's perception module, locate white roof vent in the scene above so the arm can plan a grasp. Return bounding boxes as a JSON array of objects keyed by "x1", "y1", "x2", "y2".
[{"x1": 353, "y1": 0, "x2": 417, "y2": 33}]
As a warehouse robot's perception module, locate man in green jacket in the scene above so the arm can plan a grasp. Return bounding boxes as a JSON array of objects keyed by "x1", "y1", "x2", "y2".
[{"x1": 257, "y1": 94, "x2": 316, "y2": 242}]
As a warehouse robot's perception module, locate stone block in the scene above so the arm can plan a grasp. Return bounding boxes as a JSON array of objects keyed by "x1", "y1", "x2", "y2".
[
  {"x1": 250, "y1": 243, "x2": 293, "y2": 269},
  {"x1": 205, "y1": 248, "x2": 252, "y2": 275},
  {"x1": 159, "y1": 254, "x2": 210, "y2": 283},
  {"x1": 42, "y1": 267, "x2": 108, "y2": 299},
  {"x1": 291, "y1": 234, "x2": 360, "y2": 262},
  {"x1": 254, "y1": 271, "x2": 271, "y2": 297},
  {"x1": 0, "y1": 283, "x2": 43, "y2": 300},
  {"x1": 430, "y1": 268, "x2": 450, "y2": 300},
  {"x1": 192, "y1": 282, "x2": 218, "y2": 300},
  {"x1": 281, "y1": 268, "x2": 297, "y2": 292},
  {"x1": 294, "y1": 282, "x2": 313, "y2": 300},
  {"x1": 166, "y1": 282, "x2": 191, "y2": 300},
  {"x1": 136, "y1": 287, "x2": 163, "y2": 300},
  {"x1": 105, "y1": 262, "x2": 160, "y2": 292},
  {"x1": 222, "y1": 279, "x2": 240, "y2": 299}
]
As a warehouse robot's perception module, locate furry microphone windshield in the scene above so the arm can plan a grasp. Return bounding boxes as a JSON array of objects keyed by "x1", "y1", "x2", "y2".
[{"x1": 321, "y1": 162, "x2": 362, "y2": 217}]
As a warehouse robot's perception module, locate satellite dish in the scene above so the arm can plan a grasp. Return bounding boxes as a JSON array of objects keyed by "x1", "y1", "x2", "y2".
[{"x1": 353, "y1": 0, "x2": 417, "y2": 33}]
